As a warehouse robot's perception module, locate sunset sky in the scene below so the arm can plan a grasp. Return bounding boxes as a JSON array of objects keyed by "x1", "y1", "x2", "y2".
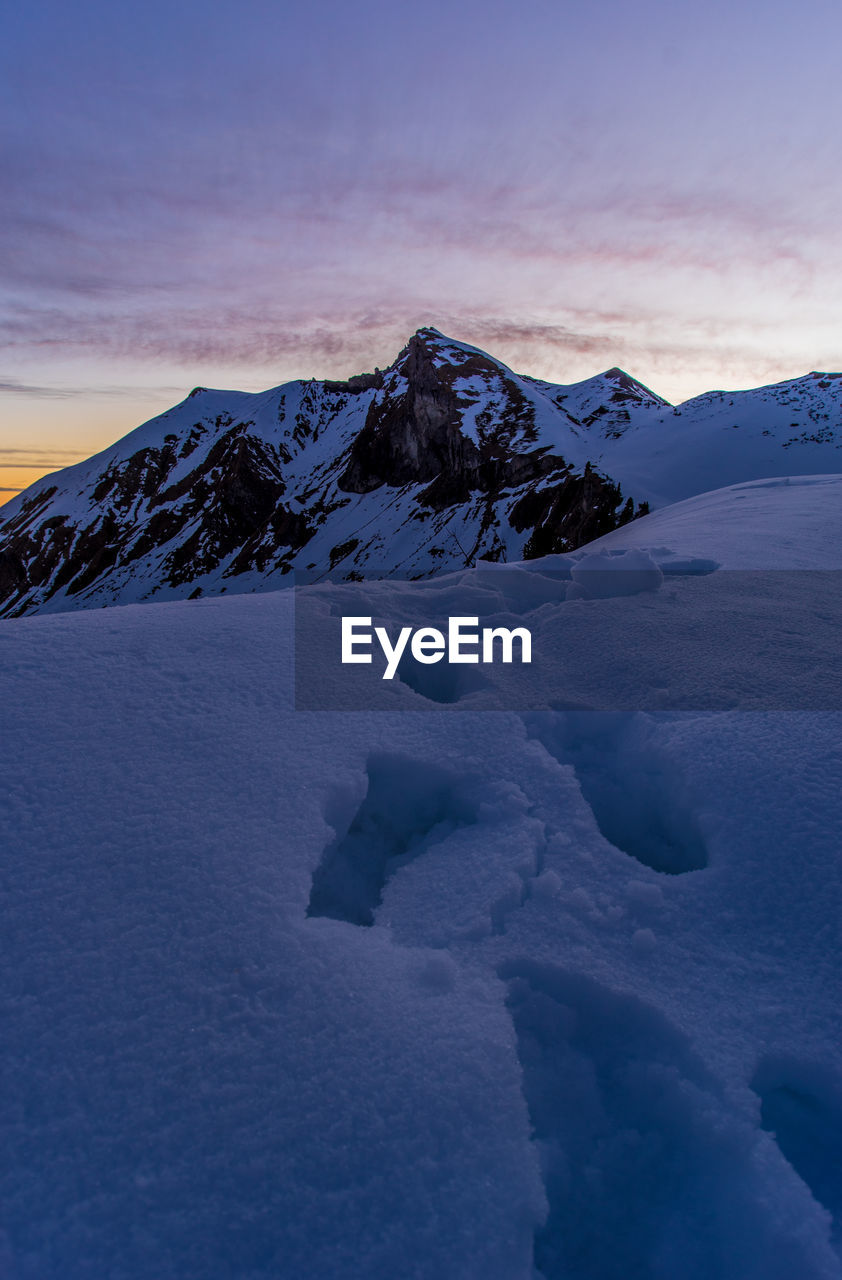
[{"x1": 2, "y1": 0, "x2": 841, "y2": 503}]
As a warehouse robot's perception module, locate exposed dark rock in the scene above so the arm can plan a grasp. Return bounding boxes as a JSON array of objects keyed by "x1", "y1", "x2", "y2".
[
  {"x1": 323, "y1": 371, "x2": 384, "y2": 394},
  {"x1": 93, "y1": 444, "x2": 178, "y2": 508},
  {"x1": 64, "y1": 512, "x2": 124, "y2": 595},
  {"x1": 338, "y1": 331, "x2": 540, "y2": 497},
  {"x1": 513, "y1": 468, "x2": 646, "y2": 558},
  {"x1": 0, "y1": 547, "x2": 27, "y2": 600},
  {"x1": 329, "y1": 538, "x2": 360, "y2": 568}
]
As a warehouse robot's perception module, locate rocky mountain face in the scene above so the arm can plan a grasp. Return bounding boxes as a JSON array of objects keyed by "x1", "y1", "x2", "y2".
[{"x1": 2, "y1": 327, "x2": 840, "y2": 618}]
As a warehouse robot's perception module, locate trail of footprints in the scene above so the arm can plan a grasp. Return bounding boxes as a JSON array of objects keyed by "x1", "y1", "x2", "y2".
[
  {"x1": 304, "y1": 721, "x2": 841, "y2": 1275},
  {"x1": 307, "y1": 713, "x2": 707, "y2": 938}
]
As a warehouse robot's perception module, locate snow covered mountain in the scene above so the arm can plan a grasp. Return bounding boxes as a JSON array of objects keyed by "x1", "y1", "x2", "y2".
[
  {"x1": 0, "y1": 330, "x2": 647, "y2": 618},
  {"x1": 1, "y1": 326, "x2": 841, "y2": 618}
]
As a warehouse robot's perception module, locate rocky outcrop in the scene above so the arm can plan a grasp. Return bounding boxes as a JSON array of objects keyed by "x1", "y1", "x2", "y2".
[
  {"x1": 339, "y1": 330, "x2": 539, "y2": 494},
  {"x1": 511, "y1": 466, "x2": 646, "y2": 557}
]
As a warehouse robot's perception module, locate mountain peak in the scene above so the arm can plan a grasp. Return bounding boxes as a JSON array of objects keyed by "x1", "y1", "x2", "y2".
[
  {"x1": 390, "y1": 328, "x2": 510, "y2": 382},
  {"x1": 599, "y1": 367, "x2": 670, "y2": 408}
]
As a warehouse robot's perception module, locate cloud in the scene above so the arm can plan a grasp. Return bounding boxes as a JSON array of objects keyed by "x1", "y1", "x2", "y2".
[
  {"x1": 0, "y1": 379, "x2": 88, "y2": 398},
  {"x1": 2, "y1": 139, "x2": 832, "y2": 315},
  {"x1": 1, "y1": 292, "x2": 833, "y2": 409},
  {"x1": 0, "y1": 377, "x2": 185, "y2": 400},
  {"x1": 2, "y1": 134, "x2": 836, "y2": 414},
  {"x1": 0, "y1": 448, "x2": 91, "y2": 468},
  {"x1": 457, "y1": 318, "x2": 617, "y2": 361},
  {"x1": 0, "y1": 303, "x2": 623, "y2": 377}
]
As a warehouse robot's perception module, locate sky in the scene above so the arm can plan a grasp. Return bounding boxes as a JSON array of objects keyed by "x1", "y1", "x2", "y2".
[{"x1": 2, "y1": 0, "x2": 841, "y2": 502}]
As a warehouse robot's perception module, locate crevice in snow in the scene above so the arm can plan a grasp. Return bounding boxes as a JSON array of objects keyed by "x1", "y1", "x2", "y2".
[
  {"x1": 527, "y1": 712, "x2": 708, "y2": 875},
  {"x1": 752, "y1": 1056, "x2": 842, "y2": 1247},
  {"x1": 306, "y1": 753, "x2": 479, "y2": 926},
  {"x1": 500, "y1": 961, "x2": 723, "y2": 1279},
  {"x1": 397, "y1": 657, "x2": 493, "y2": 704},
  {"x1": 499, "y1": 962, "x2": 820, "y2": 1280}
]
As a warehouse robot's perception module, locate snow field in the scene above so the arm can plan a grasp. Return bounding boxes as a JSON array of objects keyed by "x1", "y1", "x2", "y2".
[{"x1": 1, "y1": 577, "x2": 841, "y2": 1277}]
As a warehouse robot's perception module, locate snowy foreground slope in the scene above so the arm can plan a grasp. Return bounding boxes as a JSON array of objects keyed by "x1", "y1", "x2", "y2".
[
  {"x1": 2, "y1": 481, "x2": 842, "y2": 1278},
  {"x1": 571, "y1": 474, "x2": 842, "y2": 569}
]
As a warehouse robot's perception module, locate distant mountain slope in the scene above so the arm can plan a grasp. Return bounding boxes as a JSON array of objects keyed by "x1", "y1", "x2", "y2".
[
  {"x1": 598, "y1": 372, "x2": 842, "y2": 507},
  {"x1": 1, "y1": 327, "x2": 840, "y2": 617}
]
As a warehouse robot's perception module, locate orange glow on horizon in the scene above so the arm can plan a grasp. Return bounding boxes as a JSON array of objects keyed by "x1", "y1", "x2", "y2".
[{"x1": 0, "y1": 466, "x2": 56, "y2": 507}]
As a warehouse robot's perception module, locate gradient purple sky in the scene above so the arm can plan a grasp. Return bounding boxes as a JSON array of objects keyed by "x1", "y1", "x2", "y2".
[{"x1": 2, "y1": 0, "x2": 841, "y2": 500}]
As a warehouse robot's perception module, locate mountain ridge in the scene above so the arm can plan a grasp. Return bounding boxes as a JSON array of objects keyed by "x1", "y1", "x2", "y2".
[{"x1": 2, "y1": 327, "x2": 841, "y2": 618}]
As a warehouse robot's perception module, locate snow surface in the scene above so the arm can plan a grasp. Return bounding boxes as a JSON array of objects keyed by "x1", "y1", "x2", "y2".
[
  {"x1": 548, "y1": 473, "x2": 842, "y2": 570},
  {"x1": 2, "y1": 473, "x2": 842, "y2": 1277}
]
